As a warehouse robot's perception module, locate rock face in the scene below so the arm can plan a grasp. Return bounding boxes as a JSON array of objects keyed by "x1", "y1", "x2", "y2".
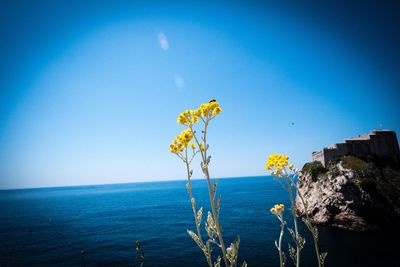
[{"x1": 295, "y1": 156, "x2": 400, "y2": 231}]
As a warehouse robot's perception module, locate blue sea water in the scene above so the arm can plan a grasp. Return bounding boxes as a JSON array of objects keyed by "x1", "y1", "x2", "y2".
[{"x1": 0, "y1": 176, "x2": 398, "y2": 267}]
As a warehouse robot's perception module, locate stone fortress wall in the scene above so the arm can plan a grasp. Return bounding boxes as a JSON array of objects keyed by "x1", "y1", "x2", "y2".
[{"x1": 312, "y1": 130, "x2": 400, "y2": 166}]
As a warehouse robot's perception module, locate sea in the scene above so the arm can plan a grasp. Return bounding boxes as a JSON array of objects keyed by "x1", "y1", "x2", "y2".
[{"x1": 0, "y1": 176, "x2": 398, "y2": 267}]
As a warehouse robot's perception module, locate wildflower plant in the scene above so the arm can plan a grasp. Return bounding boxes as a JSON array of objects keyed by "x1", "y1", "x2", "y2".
[
  {"x1": 266, "y1": 154, "x2": 327, "y2": 267},
  {"x1": 135, "y1": 240, "x2": 144, "y2": 267},
  {"x1": 270, "y1": 204, "x2": 286, "y2": 267},
  {"x1": 170, "y1": 100, "x2": 246, "y2": 267}
]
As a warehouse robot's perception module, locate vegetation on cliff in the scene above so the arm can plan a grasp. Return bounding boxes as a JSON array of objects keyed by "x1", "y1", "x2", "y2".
[{"x1": 301, "y1": 161, "x2": 327, "y2": 182}]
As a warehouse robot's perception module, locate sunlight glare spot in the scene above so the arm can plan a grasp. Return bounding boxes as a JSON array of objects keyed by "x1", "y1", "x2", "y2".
[{"x1": 157, "y1": 33, "x2": 169, "y2": 50}]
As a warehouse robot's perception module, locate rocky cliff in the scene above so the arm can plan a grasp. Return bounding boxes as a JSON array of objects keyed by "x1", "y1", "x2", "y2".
[{"x1": 295, "y1": 156, "x2": 400, "y2": 231}]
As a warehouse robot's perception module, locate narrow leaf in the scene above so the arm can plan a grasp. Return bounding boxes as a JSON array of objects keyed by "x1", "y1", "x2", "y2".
[{"x1": 196, "y1": 207, "x2": 203, "y2": 227}]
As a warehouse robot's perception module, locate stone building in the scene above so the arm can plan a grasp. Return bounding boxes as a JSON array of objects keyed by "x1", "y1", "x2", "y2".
[{"x1": 312, "y1": 130, "x2": 400, "y2": 166}]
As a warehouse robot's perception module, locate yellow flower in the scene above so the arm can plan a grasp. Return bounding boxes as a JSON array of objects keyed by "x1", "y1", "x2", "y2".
[
  {"x1": 177, "y1": 115, "x2": 185, "y2": 124},
  {"x1": 177, "y1": 110, "x2": 200, "y2": 126},
  {"x1": 199, "y1": 143, "x2": 205, "y2": 152},
  {"x1": 169, "y1": 144, "x2": 177, "y2": 153},
  {"x1": 196, "y1": 100, "x2": 222, "y2": 119},
  {"x1": 200, "y1": 107, "x2": 208, "y2": 117},
  {"x1": 169, "y1": 128, "x2": 194, "y2": 154},
  {"x1": 172, "y1": 100, "x2": 222, "y2": 154},
  {"x1": 191, "y1": 115, "x2": 199, "y2": 124},
  {"x1": 212, "y1": 106, "x2": 222, "y2": 116},
  {"x1": 183, "y1": 133, "x2": 191, "y2": 141},
  {"x1": 193, "y1": 109, "x2": 201, "y2": 117},
  {"x1": 265, "y1": 154, "x2": 290, "y2": 172},
  {"x1": 270, "y1": 204, "x2": 284, "y2": 217}
]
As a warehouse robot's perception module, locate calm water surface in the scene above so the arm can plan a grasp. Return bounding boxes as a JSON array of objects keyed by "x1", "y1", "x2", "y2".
[{"x1": 0, "y1": 176, "x2": 398, "y2": 266}]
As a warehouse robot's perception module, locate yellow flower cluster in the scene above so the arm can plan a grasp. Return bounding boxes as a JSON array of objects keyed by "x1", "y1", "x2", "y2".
[
  {"x1": 265, "y1": 154, "x2": 290, "y2": 172},
  {"x1": 270, "y1": 204, "x2": 285, "y2": 217},
  {"x1": 198, "y1": 100, "x2": 222, "y2": 118},
  {"x1": 177, "y1": 100, "x2": 222, "y2": 125},
  {"x1": 177, "y1": 110, "x2": 200, "y2": 125},
  {"x1": 169, "y1": 129, "x2": 194, "y2": 153}
]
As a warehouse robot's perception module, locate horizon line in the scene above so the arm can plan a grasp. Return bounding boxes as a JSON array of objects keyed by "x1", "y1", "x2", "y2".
[{"x1": 0, "y1": 175, "x2": 271, "y2": 192}]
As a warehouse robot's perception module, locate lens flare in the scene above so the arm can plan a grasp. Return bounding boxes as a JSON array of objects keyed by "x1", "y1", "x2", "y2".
[{"x1": 157, "y1": 33, "x2": 169, "y2": 50}]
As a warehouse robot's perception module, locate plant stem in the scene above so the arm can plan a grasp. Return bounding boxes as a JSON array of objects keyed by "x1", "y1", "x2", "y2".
[
  {"x1": 203, "y1": 122, "x2": 229, "y2": 267},
  {"x1": 278, "y1": 218, "x2": 285, "y2": 267},
  {"x1": 291, "y1": 175, "x2": 322, "y2": 267},
  {"x1": 204, "y1": 167, "x2": 229, "y2": 266},
  {"x1": 287, "y1": 184, "x2": 300, "y2": 267},
  {"x1": 184, "y1": 151, "x2": 212, "y2": 267},
  {"x1": 191, "y1": 121, "x2": 229, "y2": 267}
]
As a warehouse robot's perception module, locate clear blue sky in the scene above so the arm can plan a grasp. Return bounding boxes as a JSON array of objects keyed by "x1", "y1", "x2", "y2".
[{"x1": 0, "y1": 1, "x2": 399, "y2": 189}]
